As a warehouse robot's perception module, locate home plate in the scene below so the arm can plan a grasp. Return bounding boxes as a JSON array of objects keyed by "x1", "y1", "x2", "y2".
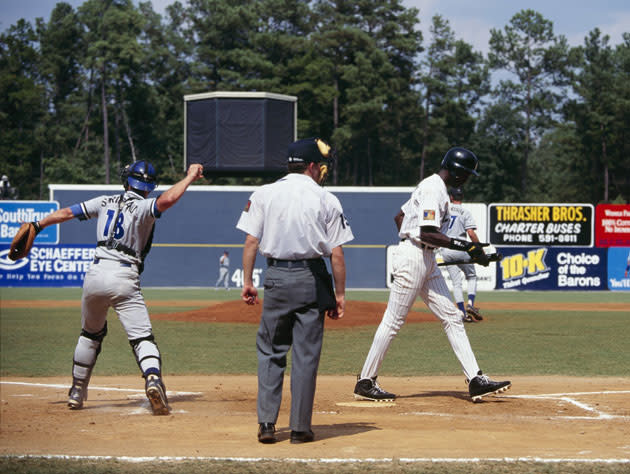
[{"x1": 336, "y1": 401, "x2": 396, "y2": 407}]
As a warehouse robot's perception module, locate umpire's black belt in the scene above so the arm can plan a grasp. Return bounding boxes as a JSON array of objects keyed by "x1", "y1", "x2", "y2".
[{"x1": 267, "y1": 258, "x2": 322, "y2": 269}]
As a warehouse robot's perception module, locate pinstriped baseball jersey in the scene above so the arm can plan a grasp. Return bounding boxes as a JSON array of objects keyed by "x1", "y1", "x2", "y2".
[{"x1": 399, "y1": 174, "x2": 451, "y2": 246}]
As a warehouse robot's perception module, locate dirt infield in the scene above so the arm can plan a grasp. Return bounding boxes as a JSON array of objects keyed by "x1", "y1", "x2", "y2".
[{"x1": 1, "y1": 375, "x2": 629, "y2": 460}]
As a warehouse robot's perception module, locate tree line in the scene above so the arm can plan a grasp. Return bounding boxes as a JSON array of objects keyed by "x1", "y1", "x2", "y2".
[{"x1": 1, "y1": 0, "x2": 628, "y2": 204}]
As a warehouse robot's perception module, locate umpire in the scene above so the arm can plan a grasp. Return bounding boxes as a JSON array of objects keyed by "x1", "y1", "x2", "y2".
[{"x1": 237, "y1": 137, "x2": 354, "y2": 444}]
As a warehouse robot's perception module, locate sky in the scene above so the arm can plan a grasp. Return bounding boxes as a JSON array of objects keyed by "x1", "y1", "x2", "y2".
[{"x1": 1, "y1": 0, "x2": 629, "y2": 54}]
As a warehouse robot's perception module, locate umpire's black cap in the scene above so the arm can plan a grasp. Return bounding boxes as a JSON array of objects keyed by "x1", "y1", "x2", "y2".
[{"x1": 287, "y1": 137, "x2": 332, "y2": 163}]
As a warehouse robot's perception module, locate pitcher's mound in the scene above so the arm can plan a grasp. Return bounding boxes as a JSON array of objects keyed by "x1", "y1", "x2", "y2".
[{"x1": 152, "y1": 300, "x2": 436, "y2": 327}]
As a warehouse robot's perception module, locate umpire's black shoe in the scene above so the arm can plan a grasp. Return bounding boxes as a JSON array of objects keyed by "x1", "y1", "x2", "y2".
[
  {"x1": 468, "y1": 371, "x2": 511, "y2": 402},
  {"x1": 258, "y1": 423, "x2": 276, "y2": 444},
  {"x1": 354, "y1": 376, "x2": 396, "y2": 401},
  {"x1": 290, "y1": 430, "x2": 314, "y2": 444}
]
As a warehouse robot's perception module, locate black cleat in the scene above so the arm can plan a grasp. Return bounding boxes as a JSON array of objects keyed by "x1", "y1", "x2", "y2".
[
  {"x1": 354, "y1": 376, "x2": 396, "y2": 401},
  {"x1": 468, "y1": 371, "x2": 511, "y2": 401}
]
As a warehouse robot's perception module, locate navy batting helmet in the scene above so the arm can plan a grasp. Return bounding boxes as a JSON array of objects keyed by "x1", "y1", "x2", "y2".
[
  {"x1": 440, "y1": 147, "x2": 479, "y2": 178},
  {"x1": 449, "y1": 187, "x2": 464, "y2": 200},
  {"x1": 125, "y1": 161, "x2": 157, "y2": 192}
]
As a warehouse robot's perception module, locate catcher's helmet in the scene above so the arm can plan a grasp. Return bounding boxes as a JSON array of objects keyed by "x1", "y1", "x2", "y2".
[
  {"x1": 449, "y1": 187, "x2": 464, "y2": 201},
  {"x1": 124, "y1": 160, "x2": 157, "y2": 192},
  {"x1": 440, "y1": 147, "x2": 479, "y2": 178}
]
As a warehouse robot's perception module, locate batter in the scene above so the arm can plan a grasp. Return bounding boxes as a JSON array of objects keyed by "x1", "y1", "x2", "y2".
[
  {"x1": 353, "y1": 147, "x2": 511, "y2": 402},
  {"x1": 34, "y1": 161, "x2": 204, "y2": 414}
]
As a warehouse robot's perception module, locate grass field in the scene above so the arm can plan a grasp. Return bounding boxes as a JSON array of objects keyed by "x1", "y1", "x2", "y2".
[{"x1": 1, "y1": 287, "x2": 629, "y2": 473}]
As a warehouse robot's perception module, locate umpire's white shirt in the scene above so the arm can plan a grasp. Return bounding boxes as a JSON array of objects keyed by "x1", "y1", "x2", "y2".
[
  {"x1": 398, "y1": 173, "x2": 450, "y2": 246},
  {"x1": 236, "y1": 173, "x2": 354, "y2": 259}
]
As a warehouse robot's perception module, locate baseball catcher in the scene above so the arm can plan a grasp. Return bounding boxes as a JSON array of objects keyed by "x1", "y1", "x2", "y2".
[{"x1": 27, "y1": 161, "x2": 204, "y2": 415}]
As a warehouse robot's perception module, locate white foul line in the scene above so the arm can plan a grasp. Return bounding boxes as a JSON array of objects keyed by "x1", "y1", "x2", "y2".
[
  {"x1": 502, "y1": 390, "x2": 630, "y2": 420},
  {"x1": 1, "y1": 454, "x2": 629, "y2": 464},
  {"x1": 0, "y1": 381, "x2": 201, "y2": 396}
]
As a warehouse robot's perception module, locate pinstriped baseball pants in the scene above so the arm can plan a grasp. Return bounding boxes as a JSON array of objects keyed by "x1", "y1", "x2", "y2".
[{"x1": 360, "y1": 239, "x2": 480, "y2": 381}]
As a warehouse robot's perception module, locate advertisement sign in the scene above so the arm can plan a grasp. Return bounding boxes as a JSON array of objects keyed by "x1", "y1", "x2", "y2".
[
  {"x1": 495, "y1": 247, "x2": 607, "y2": 290},
  {"x1": 0, "y1": 201, "x2": 60, "y2": 244},
  {"x1": 488, "y1": 203, "x2": 593, "y2": 247},
  {"x1": 595, "y1": 204, "x2": 630, "y2": 247},
  {"x1": 607, "y1": 247, "x2": 630, "y2": 291},
  {"x1": 0, "y1": 245, "x2": 94, "y2": 287}
]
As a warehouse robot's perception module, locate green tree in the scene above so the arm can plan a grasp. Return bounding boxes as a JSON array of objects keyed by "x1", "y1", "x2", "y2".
[
  {"x1": 0, "y1": 20, "x2": 45, "y2": 199},
  {"x1": 567, "y1": 29, "x2": 630, "y2": 203},
  {"x1": 488, "y1": 9, "x2": 572, "y2": 197},
  {"x1": 78, "y1": 0, "x2": 144, "y2": 183}
]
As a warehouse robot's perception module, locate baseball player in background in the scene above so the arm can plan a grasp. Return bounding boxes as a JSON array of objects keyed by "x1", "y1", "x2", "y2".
[
  {"x1": 237, "y1": 137, "x2": 353, "y2": 444},
  {"x1": 32, "y1": 161, "x2": 204, "y2": 415},
  {"x1": 215, "y1": 250, "x2": 230, "y2": 289},
  {"x1": 441, "y1": 187, "x2": 483, "y2": 322},
  {"x1": 353, "y1": 147, "x2": 511, "y2": 403}
]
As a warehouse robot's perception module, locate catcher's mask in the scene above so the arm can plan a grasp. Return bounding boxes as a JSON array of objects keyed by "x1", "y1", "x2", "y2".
[
  {"x1": 122, "y1": 160, "x2": 157, "y2": 192},
  {"x1": 287, "y1": 137, "x2": 336, "y2": 185}
]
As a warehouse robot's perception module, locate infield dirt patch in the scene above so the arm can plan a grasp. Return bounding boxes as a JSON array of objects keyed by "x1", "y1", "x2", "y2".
[
  {"x1": 4, "y1": 299, "x2": 626, "y2": 327},
  {"x1": 1, "y1": 375, "x2": 629, "y2": 460}
]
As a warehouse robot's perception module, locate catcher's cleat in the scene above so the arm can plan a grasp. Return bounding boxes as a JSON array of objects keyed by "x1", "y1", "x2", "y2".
[
  {"x1": 68, "y1": 379, "x2": 88, "y2": 410},
  {"x1": 466, "y1": 305, "x2": 483, "y2": 321},
  {"x1": 467, "y1": 371, "x2": 511, "y2": 402},
  {"x1": 145, "y1": 374, "x2": 170, "y2": 415},
  {"x1": 354, "y1": 376, "x2": 396, "y2": 401}
]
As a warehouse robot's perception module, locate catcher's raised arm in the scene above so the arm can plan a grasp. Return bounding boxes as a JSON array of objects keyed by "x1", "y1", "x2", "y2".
[{"x1": 8, "y1": 208, "x2": 75, "y2": 261}]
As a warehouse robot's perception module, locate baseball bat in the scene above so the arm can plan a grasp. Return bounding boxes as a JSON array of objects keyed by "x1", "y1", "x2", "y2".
[{"x1": 438, "y1": 252, "x2": 503, "y2": 266}]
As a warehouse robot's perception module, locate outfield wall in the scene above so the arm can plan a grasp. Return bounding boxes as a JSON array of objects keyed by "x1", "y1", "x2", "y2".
[{"x1": 0, "y1": 186, "x2": 628, "y2": 291}]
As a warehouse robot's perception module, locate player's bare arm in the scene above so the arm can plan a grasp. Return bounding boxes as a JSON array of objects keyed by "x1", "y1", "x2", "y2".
[
  {"x1": 156, "y1": 164, "x2": 204, "y2": 213},
  {"x1": 466, "y1": 228, "x2": 480, "y2": 243},
  {"x1": 329, "y1": 245, "x2": 346, "y2": 320},
  {"x1": 241, "y1": 234, "x2": 259, "y2": 305},
  {"x1": 36, "y1": 207, "x2": 75, "y2": 229},
  {"x1": 394, "y1": 210, "x2": 404, "y2": 231}
]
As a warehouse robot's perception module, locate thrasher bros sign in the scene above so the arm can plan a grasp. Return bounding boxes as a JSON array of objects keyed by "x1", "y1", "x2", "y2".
[{"x1": 488, "y1": 204, "x2": 594, "y2": 247}]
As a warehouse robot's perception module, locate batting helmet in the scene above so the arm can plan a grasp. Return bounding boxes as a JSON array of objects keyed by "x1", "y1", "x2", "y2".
[
  {"x1": 440, "y1": 147, "x2": 479, "y2": 178},
  {"x1": 449, "y1": 187, "x2": 464, "y2": 201},
  {"x1": 124, "y1": 161, "x2": 157, "y2": 192}
]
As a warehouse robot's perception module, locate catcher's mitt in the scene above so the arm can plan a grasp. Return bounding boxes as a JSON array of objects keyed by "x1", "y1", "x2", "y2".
[
  {"x1": 466, "y1": 305, "x2": 483, "y2": 322},
  {"x1": 9, "y1": 222, "x2": 41, "y2": 261}
]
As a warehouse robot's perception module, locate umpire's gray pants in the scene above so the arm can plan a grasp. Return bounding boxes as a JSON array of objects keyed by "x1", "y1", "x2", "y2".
[{"x1": 257, "y1": 265, "x2": 324, "y2": 432}]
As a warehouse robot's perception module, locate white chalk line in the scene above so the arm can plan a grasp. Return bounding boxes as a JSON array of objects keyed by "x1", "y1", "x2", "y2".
[
  {"x1": 501, "y1": 390, "x2": 630, "y2": 420},
  {"x1": 0, "y1": 380, "x2": 201, "y2": 397},
  {"x1": 1, "y1": 454, "x2": 629, "y2": 464}
]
